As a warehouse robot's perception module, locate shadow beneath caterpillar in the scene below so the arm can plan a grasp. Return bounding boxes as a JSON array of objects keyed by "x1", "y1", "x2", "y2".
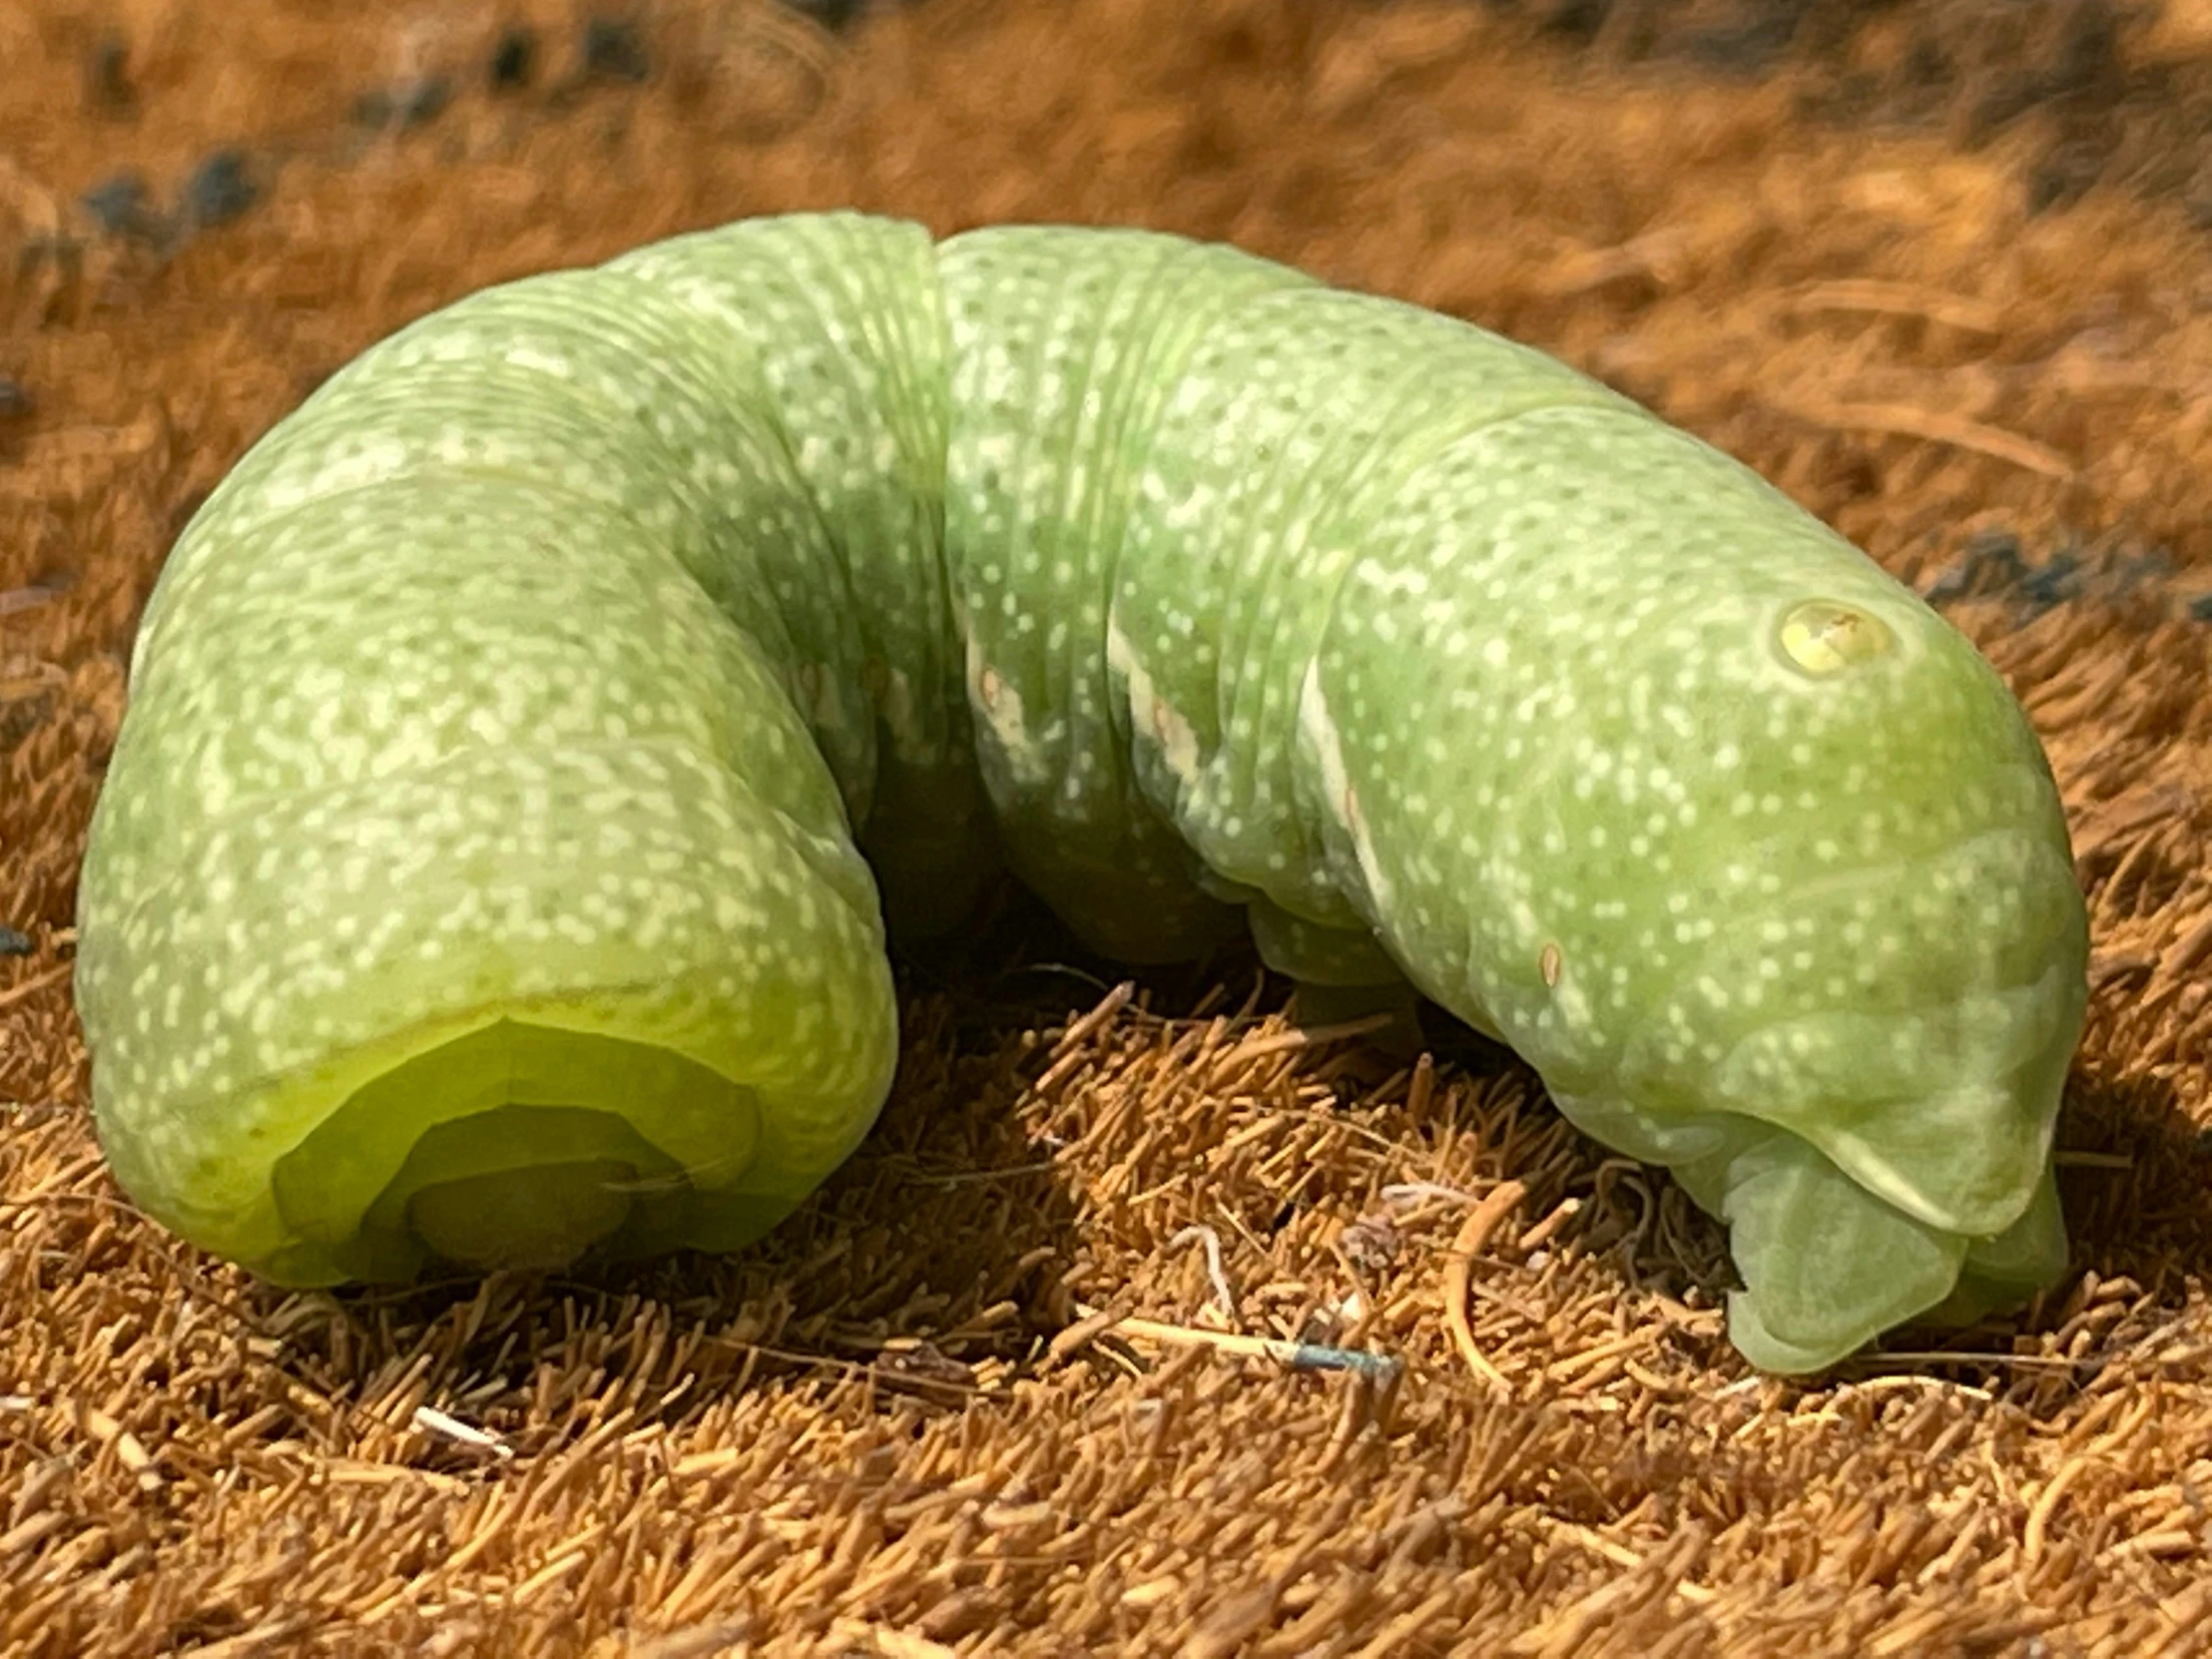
[
  {"x1": 241, "y1": 929, "x2": 1239, "y2": 1414},
  {"x1": 245, "y1": 1052, "x2": 1092, "y2": 1438},
  {"x1": 236, "y1": 882, "x2": 2207, "y2": 1438},
  {"x1": 232, "y1": 884, "x2": 1239, "y2": 1448},
  {"x1": 884, "y1": 883, "x2": 2208, "y2": 1404},
  {"x1": 2036, "y1": 1063, "x2": 2212, "y2": 1330}
]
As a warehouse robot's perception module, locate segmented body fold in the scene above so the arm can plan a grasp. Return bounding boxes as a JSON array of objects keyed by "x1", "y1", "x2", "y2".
[{"x1": 76, "y1": 212, "x2": 2088, "y2": 1372}]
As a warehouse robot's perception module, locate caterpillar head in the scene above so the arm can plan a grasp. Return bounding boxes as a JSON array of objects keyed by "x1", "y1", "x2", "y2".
[
  {"x1": 1307, "y1": 405, "x2": 2088, "y2": 1370},
  {"x1": 1537, "y1": 578, "x2": 2086, "y2": 1370}
]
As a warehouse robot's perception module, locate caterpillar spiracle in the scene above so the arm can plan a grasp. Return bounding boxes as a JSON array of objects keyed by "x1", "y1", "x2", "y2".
[{"x1": 74, "y1": 212, "x2": 2088, "y2": 1374}]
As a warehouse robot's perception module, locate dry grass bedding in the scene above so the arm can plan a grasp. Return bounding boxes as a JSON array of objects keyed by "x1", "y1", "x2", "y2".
[{"x1": 5, "y1": 0, "x2": 2212, "y2": 1651}]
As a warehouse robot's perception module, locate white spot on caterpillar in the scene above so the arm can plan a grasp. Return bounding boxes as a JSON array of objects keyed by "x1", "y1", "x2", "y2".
[{"x1": 1354, "y1": 557, "x2": 1427, "y2": 598}]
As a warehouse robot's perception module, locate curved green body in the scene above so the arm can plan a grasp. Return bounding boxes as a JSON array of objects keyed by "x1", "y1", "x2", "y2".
[{"x1": 75, "y1": 213, "x2": 2087, "y2": 1372}]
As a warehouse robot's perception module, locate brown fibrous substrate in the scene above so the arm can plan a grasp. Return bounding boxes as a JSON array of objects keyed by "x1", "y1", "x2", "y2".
[{"x1": 5, "y1": 1, "x2": 2212, "y2": 1653}]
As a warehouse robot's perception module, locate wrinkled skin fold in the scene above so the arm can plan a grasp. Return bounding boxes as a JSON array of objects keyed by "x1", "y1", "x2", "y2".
[{"x1": 75, "y1": 212, "x2": 2089, "y2": 1373}]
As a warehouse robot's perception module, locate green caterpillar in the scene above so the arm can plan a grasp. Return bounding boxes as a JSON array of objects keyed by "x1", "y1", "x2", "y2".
[{"x1": 74, "y1": 212, "x2": 2088, "y2": 1373}]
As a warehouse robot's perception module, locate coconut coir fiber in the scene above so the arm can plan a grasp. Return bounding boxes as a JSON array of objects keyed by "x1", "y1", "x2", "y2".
[{"x1": 5, "y1": 0, "x2": 2212, "y2": 1653}]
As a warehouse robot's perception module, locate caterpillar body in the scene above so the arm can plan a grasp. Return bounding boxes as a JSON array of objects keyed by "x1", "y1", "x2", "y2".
[{"x1": 75, "y1": 212, "x2": 2088, "y2": 1373}]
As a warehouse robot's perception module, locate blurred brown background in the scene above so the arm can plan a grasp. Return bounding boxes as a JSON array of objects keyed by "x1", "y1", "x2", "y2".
[{"x1": 5, "y1": 2, "x2": 2212, "y2": 1653}]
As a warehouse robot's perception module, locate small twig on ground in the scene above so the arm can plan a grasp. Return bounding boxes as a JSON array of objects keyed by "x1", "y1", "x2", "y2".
[
  {"x1": 1778, "y1": 396, "x2": 2074, "y2": 479},
  {"x1": 1441, "y1": 1180, "x2": 1529, "y2": 1391},
  {"x1": 1068, "y1": 1305, "x2": 1401, "y2": 1381}
]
